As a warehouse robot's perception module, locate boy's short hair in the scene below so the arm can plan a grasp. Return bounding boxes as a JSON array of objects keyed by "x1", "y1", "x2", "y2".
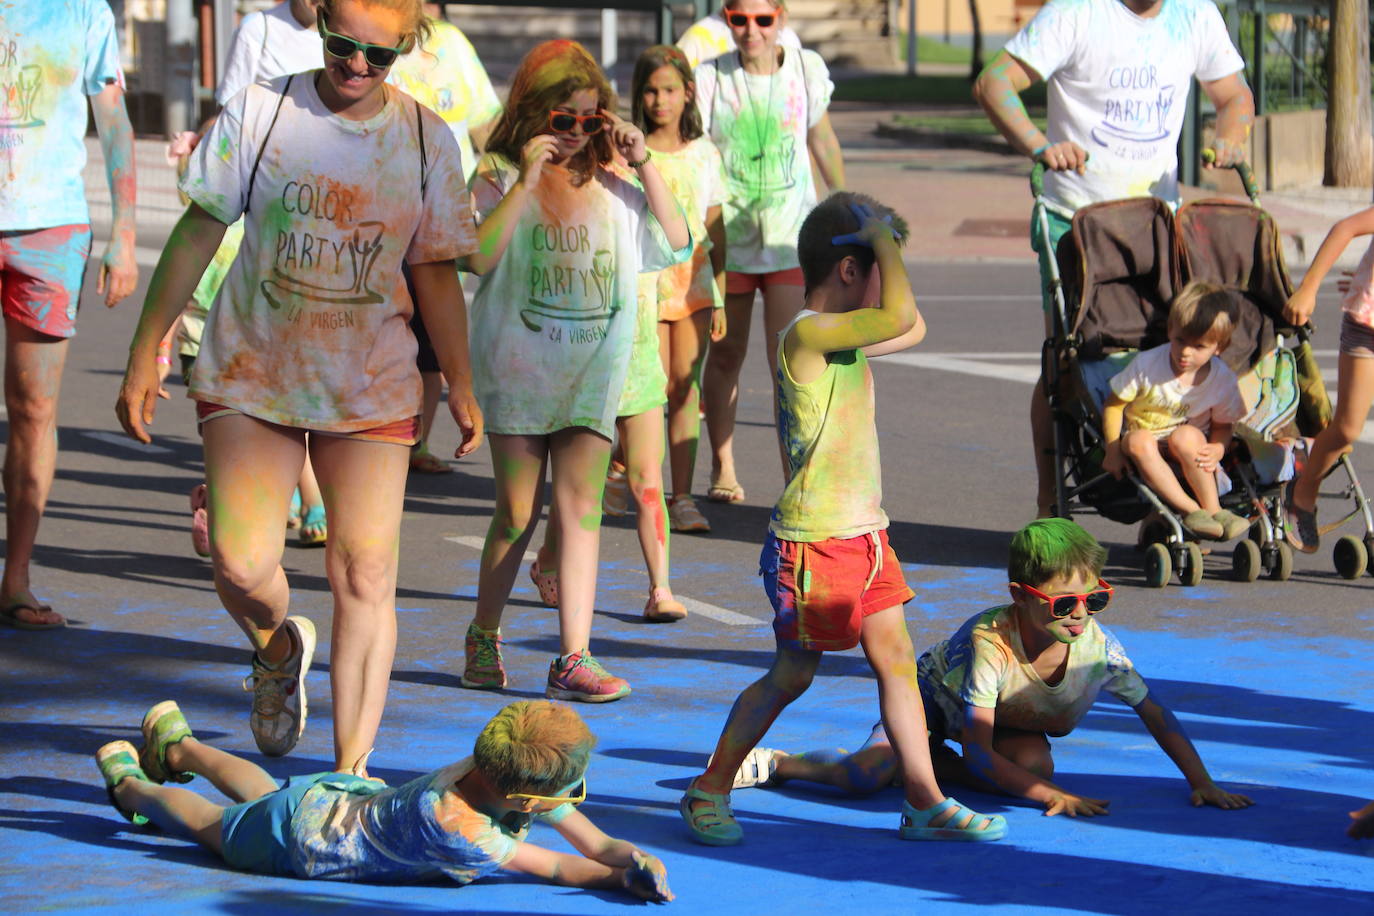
[
  {"x1": 474, "y1": 701, "x2": 596, "y2": 797},
  {"x1": 797, "y1": 191, "x2": 908, "y2": 296},
  {"x1": 1008, "y1": 519, "x2": 1107, "y2": 587},
  {"x1": 1168, "y1": 281, "x2": 1239, "y2": 351}
]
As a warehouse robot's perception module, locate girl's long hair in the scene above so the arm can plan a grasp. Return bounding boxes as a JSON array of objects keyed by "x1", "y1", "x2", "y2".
[
  {"x1": 485, "y1": 40, "x2": 616, "y2": 185},
  {"x1": 629, "y1": 45, "x2": 703, "y2": 142}
]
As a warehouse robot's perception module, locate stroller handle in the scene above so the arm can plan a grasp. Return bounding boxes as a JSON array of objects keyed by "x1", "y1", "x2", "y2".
[
  {"x1": 1030, "y1": 161, "x2": 1047, "y2": 199},
  {"x1": 1201, "y1": 149, "x2": 1261, "y2": 204}
]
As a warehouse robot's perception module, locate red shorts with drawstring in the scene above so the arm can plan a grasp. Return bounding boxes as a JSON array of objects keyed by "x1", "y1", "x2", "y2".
[{"x1": 760, "y1": 528, "x2": 914, "y2": 651}]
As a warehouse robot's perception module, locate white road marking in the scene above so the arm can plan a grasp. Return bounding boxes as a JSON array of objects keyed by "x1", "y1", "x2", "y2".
[
  {"x1": 875, "y1": 351, "x2": 1040, "y2": 384},
  {"x1": 443, "y1": 535, "x2": 764, "y2": 626},
  {"x1": 81, "y1": 430, "x2": 171, "y2": 454}
]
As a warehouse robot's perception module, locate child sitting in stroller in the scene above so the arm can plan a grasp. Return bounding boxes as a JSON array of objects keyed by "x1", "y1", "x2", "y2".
[{"x1": 1101, "y1": 282, "x2": 1250, "y2": 541}]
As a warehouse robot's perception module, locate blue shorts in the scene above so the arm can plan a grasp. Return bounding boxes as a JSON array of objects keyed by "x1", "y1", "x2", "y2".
[{"x1": 220, "y1": 771, "x2": 337, "y2": 876}]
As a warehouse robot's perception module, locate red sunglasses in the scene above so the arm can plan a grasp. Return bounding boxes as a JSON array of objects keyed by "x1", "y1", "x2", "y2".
[
  {"x1": 548, "y1": 110, "x2": 605, "y2": 135},
  {"x1": 1014, "y1": 578, "x2": 1114, "y2": 618},
  {"x1": 725, "y1": 10, "x2": 779, "y2": 29}
]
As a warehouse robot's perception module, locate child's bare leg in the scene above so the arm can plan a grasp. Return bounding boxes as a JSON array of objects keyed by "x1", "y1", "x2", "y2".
[
  {"x1": 619, "y1": 411, "x2": 671, "y2": 590},
  {"x1": 773, "y1": 743, "x2": 900, "y2": 795},
  {"x1": 1167, "y1": 424, "x2": 1221, "y2": 513},
  {"x1": 695, "y1": 645, "x2": 822, "y2": 797},
  {"x1": 113, "y1": 779, "x2": 225, "y2": 852},
  {"x1": 662, "y1": 310, "x2": 711, "y2": 498},
  {"x1": 702, "y1": 291, "x2": 754, "y2": 492},
  {"x1": 165, "y1": 736, "x2": 278, "y2": 803},
  {"x1": 1122, "y1": 430, "x2": 1202, "y2": 514},
  {"x1": 858, "y1": 606, "x2": 943, "y2": 810},
  {"x1": 548, "y1": 428, "x2": 612, "y2": 654},
  {"x1": 1295, "y1": 354, "x2": 1374, "y2": 510},
  {"x1": 474, "y1": 434, "x2": 549, "y2": 630}
]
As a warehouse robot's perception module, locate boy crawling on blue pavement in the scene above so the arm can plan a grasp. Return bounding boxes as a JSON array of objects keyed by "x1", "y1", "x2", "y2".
[
  {"x1": 725, "y1": 519, "x2": 1254, "y2": 819},
  {"x1": 95, "y1": 699, "x2": 673, "y2": 901}
]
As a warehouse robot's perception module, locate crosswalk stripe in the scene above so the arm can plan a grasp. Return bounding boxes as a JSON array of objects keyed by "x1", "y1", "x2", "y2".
[{"x1": 442, "y1": 535, "x2": 764, "y2": 626}]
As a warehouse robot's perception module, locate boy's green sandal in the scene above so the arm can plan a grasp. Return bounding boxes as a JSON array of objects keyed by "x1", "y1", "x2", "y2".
[
  {"x1": 95, "y1": 740, "x2": 152, "y2": 826},
  {"x1": 680, "y1": 782, "x2": 744, "y2": 846},
  {"x1": 900, "y1": 797, "x2": 1007, "y2": 842},
  {"x1": 140, "y1": 700, "x2": 195, "y2": 784}
]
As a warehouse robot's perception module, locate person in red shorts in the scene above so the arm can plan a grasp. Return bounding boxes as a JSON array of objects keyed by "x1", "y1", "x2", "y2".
[
  {"x1": 678, "y1": 193, "x2": 1005, "y2": 846},
  {"x1": 0, "y1": 1, "x2": 139, "y2": 628}
]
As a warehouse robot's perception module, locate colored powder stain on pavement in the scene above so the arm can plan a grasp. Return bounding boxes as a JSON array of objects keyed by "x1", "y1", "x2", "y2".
[{"x1": 3, "y1": 559, "x2": 1372, "y2": 914}]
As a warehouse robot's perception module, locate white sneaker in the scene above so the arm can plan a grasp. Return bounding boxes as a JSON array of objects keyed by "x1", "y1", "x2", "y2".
[{"x1": 243, "y1": 615, "x2": 315, "y2": 756}]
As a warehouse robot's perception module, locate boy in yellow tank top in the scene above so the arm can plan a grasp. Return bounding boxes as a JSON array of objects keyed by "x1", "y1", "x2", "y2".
[{"x1": 679, "y1": 193, "x2": 1006, "y2": 846}]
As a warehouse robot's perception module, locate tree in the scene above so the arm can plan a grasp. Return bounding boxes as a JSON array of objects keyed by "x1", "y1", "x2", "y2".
[
  {"x1": 967, "y1": 0, "x2": 984, "y2": 81},
  {"x1": 1324, "y1": 0, "x2": 1372, "y2": 186}
]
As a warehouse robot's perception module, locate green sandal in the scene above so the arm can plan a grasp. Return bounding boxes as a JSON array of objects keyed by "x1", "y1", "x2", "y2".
[
  {"x1": 95, "y1": 740, "x2": 152, "y2": 826},
  {"x1": 139, "y1": 701, "x2": 195, "y2": 784},
  {"x1": 900, "y1": 796, "x2": 1007, "y2": 842},
  {"x1": 679, "y1": 781, "x2": 743, "y2": 846}
]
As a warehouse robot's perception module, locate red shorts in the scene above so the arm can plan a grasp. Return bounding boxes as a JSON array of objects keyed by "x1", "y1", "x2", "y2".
[
  {"x1": 761, "y1": 529, "x2": 914, "y2": 651},
  {"x1": 0, "y1": 224, "x2": 92, "y2": 339},
  {"x1": 196, "y1": 401, "x2": 421, "y2": 446},
  {"x1": 725, "y1": 267, "x2": 804, "y2": 296}
]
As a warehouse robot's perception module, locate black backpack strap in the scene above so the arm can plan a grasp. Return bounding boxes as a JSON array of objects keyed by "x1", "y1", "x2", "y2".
[
  {"x1": 245, "y1": 73, "x2": 293, "y2": 214},
  {"x1": 415, "y1": 98, "x2": 428, "y2": 196}
]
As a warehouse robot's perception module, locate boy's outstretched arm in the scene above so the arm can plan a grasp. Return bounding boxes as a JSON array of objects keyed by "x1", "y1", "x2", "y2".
[
  {"x1": 1283, "y1": 206, "x2": 1374, "y2": 327},
  {"x1": 505, "y1": 810, "x2": 673, "y2": 902},
  {"x1": 1132, "y1": 693, "x2": 1253, "y2": 809},
  {"x1": 961, "y1": 705, "x2": 1110, "y2": 817}
]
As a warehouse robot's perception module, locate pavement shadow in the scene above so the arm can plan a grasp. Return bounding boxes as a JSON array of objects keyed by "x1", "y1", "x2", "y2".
[{"x1": 507, "y1": 633, "x2": 876, "y2": 679}]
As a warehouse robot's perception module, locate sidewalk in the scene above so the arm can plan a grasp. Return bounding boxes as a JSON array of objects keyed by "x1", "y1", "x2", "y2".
[{"x1": 86, "y1": 107, "x2": 1370, "y2": 270}]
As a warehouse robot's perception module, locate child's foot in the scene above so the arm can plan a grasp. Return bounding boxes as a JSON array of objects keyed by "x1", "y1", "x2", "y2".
[
  {"x1": 286, "y1": 487, "x2": 302, "y2": 529},
  {"x1": 298, "y1": 503, "x2": 327, "y2": 548},
  {"x1": 1181, "y1": 509, "x2": 1224, "y2": 540},
  {"x1": 139, "y1": 700, "x2": 195, "y2": 784},
  {"x1": 95, "y1": 740, "x2": 152, "y2": 825},
  {"x1": 1212, "y1": 509, "x2": 1251, "y2": 541},
  {"x1": 188, "y1": 484, "x2": 210, "y2": 558},
  {"x1": 545, "y1": 650, "x2": 631, "y2": 702},
  {"x1": 460, "y1": 623, "x2": 507, "y2": 689},
  {"x1": 706, "y1": 474, "x2": 745, "y2": 503},
  {"x1": 643, "y1": 586, "x2": 687, "y2": 623},
  {"x1": 1283, "y1": 480, "x2": 1319, "y2": 553},
  {"x1": 899, "y1": 797, "x2": 1007, "y2": 842},
  {"x1": 680, "y1": 779, "x2": 742, "y2": 845},
  {"x1": 408, "y1": 447, "x2": 453, "y2": 474},
  {"x1": 668, "y1": 495, "x2": 711, "y2": 533},
  {"x1": 243, "y1": 615, "x2": 315, "y2": 757},
  {"x1": 0, "y1": 592, "x2": 65, "y2": 629},
  {"x1": 528, "y1": 559, "x2": 559, "y2": 608},
  {"x1": 603, "y1": 464, "x2": 631, "y2": 516}
]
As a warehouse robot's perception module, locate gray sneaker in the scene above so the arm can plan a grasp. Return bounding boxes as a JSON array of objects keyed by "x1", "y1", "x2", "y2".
[
  {"x1": 1283, "y1": 480, "x2": 1320, "y2": 553},
  {"x1": 243, "y1": 615, "x2": 316, "y2": 756}
]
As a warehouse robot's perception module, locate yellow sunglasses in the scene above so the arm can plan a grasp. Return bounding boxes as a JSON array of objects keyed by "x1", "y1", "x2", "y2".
[{"x1": 506, "y1": 778, "x2": 587, "y2": 807}]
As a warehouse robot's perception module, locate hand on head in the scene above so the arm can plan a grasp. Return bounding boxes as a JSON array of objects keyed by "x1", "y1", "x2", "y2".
[{"x1": 831, "y1": 202, "x2": 899, "y2": 248}]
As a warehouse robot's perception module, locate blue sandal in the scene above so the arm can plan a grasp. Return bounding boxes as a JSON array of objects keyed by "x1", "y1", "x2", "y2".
[
  {"x1": 680, "y1": 781, "x2": 743, "y2": 846},
  {"x1": 900, "y1": 796, "x2": 1007, "y2": 841}
]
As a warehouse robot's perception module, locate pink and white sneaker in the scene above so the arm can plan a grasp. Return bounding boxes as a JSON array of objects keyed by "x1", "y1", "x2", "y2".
[{"x1": 545, "y1": 650, "x2": 631, "y2": 703}]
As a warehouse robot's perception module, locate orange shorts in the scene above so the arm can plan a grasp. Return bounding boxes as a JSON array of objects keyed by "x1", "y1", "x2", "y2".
[
  {"x1": 761, "y1": 528, "x2": 914, "y2": 652},
  {"x1": 725, "y1": 267, "x2": 804, "y2": 296},
  {"x1": 195, "y1": 401, "x2": 420, "y2": 446}
]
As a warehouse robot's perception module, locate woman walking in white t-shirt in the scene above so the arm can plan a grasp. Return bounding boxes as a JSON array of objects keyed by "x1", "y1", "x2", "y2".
[
  {"x1": 117, "y1": 0, "x2": 482, "y2": 778},
  {"x1": 695, "y1": 0, "x2": 844, "y2": 503}
]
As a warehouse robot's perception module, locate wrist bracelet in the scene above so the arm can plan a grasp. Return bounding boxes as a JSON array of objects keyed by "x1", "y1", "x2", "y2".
[
  {"x1": 156, "y1": 355, "x2": 172, "y2": 366},
  {"x1": 1032, "y1": 142, "x2": 1050, "y2": 158},
  {"x1": 626, "y1": 150, "x2": 652, "y2": 169}
]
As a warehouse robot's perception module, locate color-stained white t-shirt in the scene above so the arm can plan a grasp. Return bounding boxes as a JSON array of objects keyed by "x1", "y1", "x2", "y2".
[
  {"x1": 181, "y1": 74, "x2": 478, "y2": 431},
  {"x1": 695, "y1": 48, "x2": 832, "y2": 272},
  {"x1": 389, "y1": 19, "x2": 502, "y2": 182},
  {"x1": 918, "y1": 605, "x2": 1150, "y2": 738},
  {"x1": 0, "y1": 0, "x2": 124, "y2": 230},
  {"x1": 1004, "y1": 0, "x2": 1244, "y2": 216},
  {"x1": 467, "y1": 154, "x2": 686, "y2": 439},
  {"x1": 676, "y1": 14, "x2": 802, "y2": 69},
  {"x1": 635, "y1": 136, "x2": 726, "y2": 321},
  {"x1": 217, "y1": 1, "x2": 323, "y2": 105},
  {"x1": 1109, "y1": 343, "x2": 1246, "y2": 437}
]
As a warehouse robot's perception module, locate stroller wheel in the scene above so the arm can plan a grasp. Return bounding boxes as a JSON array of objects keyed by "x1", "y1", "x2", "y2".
[
  {"x1": 1231, "y1": 539, "x2": 1261, "y2": 583},
  {"x1": 1333, "y1": 535, "x2": 1368, "y2": 580},
  {"x1": 1266, "y1": 541, "x2": 1294, "y2": 582},
  {"x1": 1143, "y1": 543, "x2": 1171, "y2": 589},
  {"x1": 1178, "y1": 542, "x2": 1204, "y2": 587}
]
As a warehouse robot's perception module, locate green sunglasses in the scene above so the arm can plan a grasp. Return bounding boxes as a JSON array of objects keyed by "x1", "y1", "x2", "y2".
[{"x1": 317, "y1": 17, "x2": 410, "y2": 69}]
